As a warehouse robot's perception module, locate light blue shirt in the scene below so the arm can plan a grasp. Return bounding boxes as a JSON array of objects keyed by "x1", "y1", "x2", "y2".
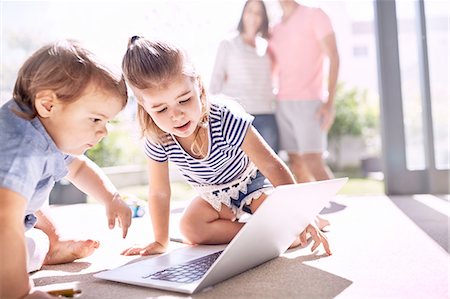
[{"x1": 0, "y1": 100, "x2": 73, "y2": 229}]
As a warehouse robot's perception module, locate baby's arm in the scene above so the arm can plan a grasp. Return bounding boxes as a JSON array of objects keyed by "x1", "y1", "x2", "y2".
[
  {"x1": 65, "y1": 155, "x2": 131, "y2": 238},
  {"x1": 241, "y1": 126, "x2": 296, "y2": 186},
  {"x1": 0, "y1": 188, "x2": 33, "y2": 298},
  {"x1": 122, "y1": 158, "x2": 171, "y2": 256}
]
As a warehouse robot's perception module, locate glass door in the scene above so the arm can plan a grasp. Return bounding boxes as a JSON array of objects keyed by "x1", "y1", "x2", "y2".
[{"x1": 374, "y1": 0, "x2": 449, "y2": 194}]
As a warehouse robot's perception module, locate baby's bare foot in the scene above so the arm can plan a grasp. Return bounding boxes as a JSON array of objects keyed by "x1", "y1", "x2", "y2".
[{"x1": 44, "y1": 239, "x2": 100, "y2": 265}]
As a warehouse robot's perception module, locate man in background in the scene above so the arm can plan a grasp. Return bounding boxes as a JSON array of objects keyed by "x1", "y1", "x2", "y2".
[{"x1": 269, "y1": 0, "x2": 339, "y2": 183}]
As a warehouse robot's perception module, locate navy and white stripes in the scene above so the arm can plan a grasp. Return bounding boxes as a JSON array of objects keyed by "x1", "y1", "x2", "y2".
[{"x1": 144, "y1": 98, "x2": 254, "y2": 186}]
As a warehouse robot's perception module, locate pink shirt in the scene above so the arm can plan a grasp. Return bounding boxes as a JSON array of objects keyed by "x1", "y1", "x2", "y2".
[{"x1": 269, "y1": 5, "x2": 334, "y2": 101}]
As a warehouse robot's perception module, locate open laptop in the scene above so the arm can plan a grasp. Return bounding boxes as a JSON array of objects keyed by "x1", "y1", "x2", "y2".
[{"x1": 94, "y1": 177, "x2": 348, "y2": 294}]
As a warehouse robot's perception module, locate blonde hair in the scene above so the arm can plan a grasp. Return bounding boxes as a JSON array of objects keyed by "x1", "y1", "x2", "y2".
[
  {"x1": 13, "y1": 39, "x2": 128, "y2": 119},
  {"x1": 122, "y1": 36, "x2": 209, "y2": 157}
]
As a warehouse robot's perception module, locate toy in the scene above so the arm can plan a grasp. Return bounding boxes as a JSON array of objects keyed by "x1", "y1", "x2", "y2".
[{"x1": 122, "y1": 194, "x2": 146, "y2": 218}]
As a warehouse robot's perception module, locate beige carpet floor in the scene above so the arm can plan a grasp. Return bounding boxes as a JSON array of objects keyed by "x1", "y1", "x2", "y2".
[{"x1": 31, "y1": 195, "x2": 449, "y2": 299}]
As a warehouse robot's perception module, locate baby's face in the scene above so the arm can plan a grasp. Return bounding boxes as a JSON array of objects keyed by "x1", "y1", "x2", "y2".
[
  {"x1": 137, "y1": 75, "x2": 203, "y2": 139},
  {"x1": 43, "y1": 83, "x2": 124, "y2": 155}
]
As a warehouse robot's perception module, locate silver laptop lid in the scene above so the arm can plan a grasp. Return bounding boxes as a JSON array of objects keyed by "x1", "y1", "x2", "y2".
[{"x1": 194, "y1": 178, "x2": 348, "y2": 292}]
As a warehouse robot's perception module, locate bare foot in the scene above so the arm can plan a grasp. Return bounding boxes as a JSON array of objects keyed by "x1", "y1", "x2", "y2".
[
  {"x1": 44, "y1": 239, "x2": 100, "y2": 265},
  {"x1": 316, "y1": 216, "x2": 330, "y2": 231}
]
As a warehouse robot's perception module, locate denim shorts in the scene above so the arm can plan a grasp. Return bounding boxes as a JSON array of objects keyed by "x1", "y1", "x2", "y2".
[
  {"x1": 194, "y1": 164, "x2": 273, "y2": 220},
  {"x1": 253, "y1": 114, "x2": 279, "y2": 153},
  {"x1": 229, "y1": 170, "x2": 273, "y2": 216}
]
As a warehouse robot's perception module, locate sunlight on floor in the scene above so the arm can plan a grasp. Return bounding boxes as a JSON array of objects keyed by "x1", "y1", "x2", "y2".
[{"x1": 412, "y1": 194, "x2": 450, "y2": 217}]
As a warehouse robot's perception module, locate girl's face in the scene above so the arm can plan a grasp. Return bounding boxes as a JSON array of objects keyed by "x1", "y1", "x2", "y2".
[
  {"x1": 137, "y1": 75, "x2": 203, "y2": 139},
  {"x1": 39, "y1": 83, "x2": 124, "y2": 155},
  {"x1": 242, "y1": 0, "x2": 264, "y2": 36}
]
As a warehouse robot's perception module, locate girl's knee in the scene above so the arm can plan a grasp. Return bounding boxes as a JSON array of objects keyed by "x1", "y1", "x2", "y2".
[
  {"x1": 183, "y1": 233, "x2": 208, "y2": 245},
  {"x1": 179, "y1": 222, "x2": 208, "y2": 245},
  {"x1": 179, "y1": 214, "x2": 206, "y2": 244},
  {"x1": 179, "y1": 213, "x2": 193, "y2": 234}
]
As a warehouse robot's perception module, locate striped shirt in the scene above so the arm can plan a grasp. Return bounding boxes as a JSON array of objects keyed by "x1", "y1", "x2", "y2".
[
  {"x1": 144, "y1": 98, "x2": 254, "y2": 186},
  {"x1": 209, "y1": 34, "x2": 275, "y2": 115}
]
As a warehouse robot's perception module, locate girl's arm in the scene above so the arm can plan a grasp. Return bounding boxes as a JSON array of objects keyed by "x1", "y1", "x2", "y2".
[
  {"x1": 241, "y1": 126, "x2": 296, "y2": 186},
  {"x1": 65, "y1": 155, "x2": 131, "y2": 238},
  {"x1": 0, "y1": 188, "x2": 33, "y2": 298},
  {"x1": 121, "y1": 158, "x2": 171, "y2": 256},
  {"x1": 147, "y1": 158, "x2": 171, "y2": 248},
  {"x1": 242, "y1": 127, "x2": 332, "y2": 255}
]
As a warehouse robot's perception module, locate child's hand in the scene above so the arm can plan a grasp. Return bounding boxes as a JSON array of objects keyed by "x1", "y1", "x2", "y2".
[
  {"x1": 121, "y1": 241, "x2": 167, "y2": 256},
  {"x1": 105, "y1": 193, "x2": 132, "y2": 238},
  {"x1": 300, "y1": 224, "x2": 331, "y2": 256}
]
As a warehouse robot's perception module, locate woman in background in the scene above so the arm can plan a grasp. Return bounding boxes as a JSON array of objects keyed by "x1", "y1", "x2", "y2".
[{"x1": 210, "y1": 0, "x2": 278, "y2": 152}]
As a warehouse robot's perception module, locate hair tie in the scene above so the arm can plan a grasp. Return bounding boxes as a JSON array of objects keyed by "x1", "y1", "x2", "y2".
[{"x1": 129, "y1": 35, "x2": 142, "y2": 46}]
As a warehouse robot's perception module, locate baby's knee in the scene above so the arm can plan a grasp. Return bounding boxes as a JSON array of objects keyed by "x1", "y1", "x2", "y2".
[{"x1": 25, "y1": 228, "x2": 50, "y2": 272}]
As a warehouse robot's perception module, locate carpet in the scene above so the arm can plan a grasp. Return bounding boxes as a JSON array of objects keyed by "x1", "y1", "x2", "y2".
[{"x1": 31, "y1": 195, "x2": 449, "y2": 298}]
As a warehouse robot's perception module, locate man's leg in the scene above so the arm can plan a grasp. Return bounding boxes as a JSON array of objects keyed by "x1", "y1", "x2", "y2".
[
  {"x1": 302, "y1": 153, "x2": 334, "y2": 181},
  {"x1": 288, "y1": 152, "x2": 315, "y2": 183},
  {"x1": 292, "y1": 153, "x2": 332, "y2": 230}
]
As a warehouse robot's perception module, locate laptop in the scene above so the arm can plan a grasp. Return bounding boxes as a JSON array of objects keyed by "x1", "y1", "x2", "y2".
[{"x1": 94, "y1": 177, "x2": 348, "y2": 294}]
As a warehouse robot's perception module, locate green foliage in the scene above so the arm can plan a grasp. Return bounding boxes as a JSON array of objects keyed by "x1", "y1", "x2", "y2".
[
  {"x1": 338, "y1": 178, "x2": 385, "y2": 195},
  {"x1": 86, "y1": 122, "x2": 144, "y2": 167},
  {"x1": 329, "y1": 83, "x2": 379, "y2": 140}
]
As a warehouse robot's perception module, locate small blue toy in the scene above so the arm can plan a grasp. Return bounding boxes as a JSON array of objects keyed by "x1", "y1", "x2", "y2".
[{"x1": 122, "y1": 194, "x2": 146, "y2": 218}]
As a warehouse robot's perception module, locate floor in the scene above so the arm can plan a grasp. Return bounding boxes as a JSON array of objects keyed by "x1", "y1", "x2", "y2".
[{"x1": 31, "y1": 194, "x2": 449, "y2": 299}]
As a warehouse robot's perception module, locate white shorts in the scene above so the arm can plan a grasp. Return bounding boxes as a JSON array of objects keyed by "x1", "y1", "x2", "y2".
[
  {"x1": 192, "y1": 163, "x2": 272, "y2": 220},
  {"x1": 25, "y1": 228, "x2": 49, "y2": 272},
  {"x1": 276, "y1": 100, "x2": 327, "y2": 154}
]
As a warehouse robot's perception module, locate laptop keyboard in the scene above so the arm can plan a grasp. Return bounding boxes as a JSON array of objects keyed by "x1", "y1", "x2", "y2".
[{"x1": 143, "y1": 250, "x2": 223, "y2": 283}]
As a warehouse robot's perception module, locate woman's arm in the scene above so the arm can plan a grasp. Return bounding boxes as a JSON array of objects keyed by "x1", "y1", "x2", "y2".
[
  {"x1": 209, "y1": 40, "x2": 229, "y2": 94},
  {"x1": 241, "y1": 126, "x2": 296, "y2": 186}
]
